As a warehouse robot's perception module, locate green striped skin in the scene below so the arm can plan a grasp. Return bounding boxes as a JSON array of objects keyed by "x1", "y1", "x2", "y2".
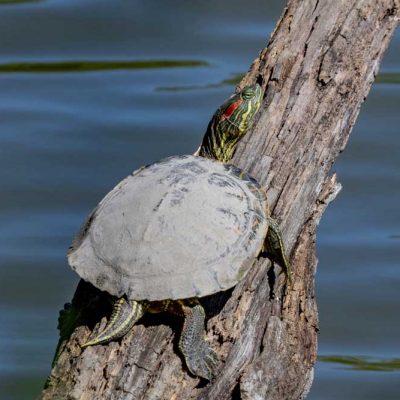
[
  {"x1": 82, "y1": 298, "x2": 148, "y2": 347},
  {"x1": 81, "y1": 297, "x2": 217, "y2": 380},
  {"x1": 199, "y1": 83, "x2": 263, "y2": 163}
]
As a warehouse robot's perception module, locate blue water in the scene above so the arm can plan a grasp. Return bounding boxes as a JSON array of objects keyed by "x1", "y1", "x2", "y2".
[{"x1": 0, "y1": 1, "x2": 399, "y2": 399}]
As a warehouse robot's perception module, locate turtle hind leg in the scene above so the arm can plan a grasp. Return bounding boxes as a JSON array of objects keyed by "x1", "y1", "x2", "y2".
[
  {"x1": 177, "y1": 300, "x2": 218, "y2": 381},
  {"x1": 265, "y1": 216, "x2": 293, "y2": 287},
  {"x1": 82, "y1": 298, "x2": 147, "y2": 348}
]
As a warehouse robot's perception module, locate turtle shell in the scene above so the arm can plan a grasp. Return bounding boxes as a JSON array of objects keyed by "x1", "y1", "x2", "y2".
[{"x1": 68, "y1": 155, "x2": 269, "y2": 301}]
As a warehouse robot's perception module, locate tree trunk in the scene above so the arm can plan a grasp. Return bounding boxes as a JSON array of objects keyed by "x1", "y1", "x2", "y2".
[{"x1": 42, "y1": 1, "x2": 399, "y2": 399}]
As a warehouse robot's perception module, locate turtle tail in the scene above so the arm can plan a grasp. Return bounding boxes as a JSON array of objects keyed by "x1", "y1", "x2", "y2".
[{"x1": 82, "y1": 298, "x2": 147, "y2": 347}]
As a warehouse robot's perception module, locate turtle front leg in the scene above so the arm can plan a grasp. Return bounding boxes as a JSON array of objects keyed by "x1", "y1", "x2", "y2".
[
  {"x1": 176, "y1": 300, "x2": 218, "y2": 381},
  {"x1": 82, "y1": 298, "x2": 147, "y2": 347},
  {"x1": 264, "y1": 216, "x2": 293, "y2": 286}
]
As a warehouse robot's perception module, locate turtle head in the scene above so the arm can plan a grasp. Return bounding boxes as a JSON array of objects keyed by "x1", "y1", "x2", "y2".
[{"x1": 199, "y1": 83, "x2": 263, "y2": 163}]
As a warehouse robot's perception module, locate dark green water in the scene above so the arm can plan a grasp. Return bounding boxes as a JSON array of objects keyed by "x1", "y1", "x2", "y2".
[{"x1": 0, "y1": 1, "x2": 398, "y2": 399}]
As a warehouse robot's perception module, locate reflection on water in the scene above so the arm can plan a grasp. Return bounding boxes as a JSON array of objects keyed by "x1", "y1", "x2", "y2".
[
  {"x1": 0, "y1": 0, "x2": 39, "y2": 4},
  {"x1": 156, "y1": 73, "x2": 245, "y2": 91},
  {"x1": 375, "y1": 72, "x2": 400, "y2": 84},
  {"x1": 319, "y1": 355, "x2": 400, "y2": 372},
  {"x1": 0, "y1": 59, "x2": 208, "y2": 73}
]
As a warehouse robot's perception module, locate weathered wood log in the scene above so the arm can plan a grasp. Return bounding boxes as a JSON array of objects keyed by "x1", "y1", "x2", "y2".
[{"x1": 42, "y1": 1, "x2": 399, "y2": 399}]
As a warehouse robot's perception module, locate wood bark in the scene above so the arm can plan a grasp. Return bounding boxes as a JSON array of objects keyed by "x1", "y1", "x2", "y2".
[{"x1": 42, "y1": 1, "x2": 399, "y2": 399}]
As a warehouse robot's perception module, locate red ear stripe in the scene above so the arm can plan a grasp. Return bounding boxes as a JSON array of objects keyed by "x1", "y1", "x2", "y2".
[{"x1": 221, "y1": 99, "x2": 242, "y2": 121}]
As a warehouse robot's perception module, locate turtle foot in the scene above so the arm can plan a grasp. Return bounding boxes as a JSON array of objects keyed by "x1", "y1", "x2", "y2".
[
  {"x1": 185, "y1": 340, "x2": 218, "y2": 381},
  {"x1": 178, "y1": 302, "x2": 218, "y2": 381}
]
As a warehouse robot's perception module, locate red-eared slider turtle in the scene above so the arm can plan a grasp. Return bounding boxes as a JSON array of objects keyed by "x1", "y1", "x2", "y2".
[{"x1": 68, "y1": 83, "x2": 292, "y2": 381}]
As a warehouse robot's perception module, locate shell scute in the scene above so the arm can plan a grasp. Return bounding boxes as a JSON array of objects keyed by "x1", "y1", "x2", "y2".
[{"x1": 68, "y1": 155, "x2": 269, "y2": 301}]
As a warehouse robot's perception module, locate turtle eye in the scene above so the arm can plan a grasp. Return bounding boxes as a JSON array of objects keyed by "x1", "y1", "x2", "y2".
[{"x1": 241, "y1": 87, "x2": 256, "y2": 100}]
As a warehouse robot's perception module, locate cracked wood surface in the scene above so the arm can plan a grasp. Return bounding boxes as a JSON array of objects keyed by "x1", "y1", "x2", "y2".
[{"x1": 41, "y1": 1, "x2": 398, "y2": 399}]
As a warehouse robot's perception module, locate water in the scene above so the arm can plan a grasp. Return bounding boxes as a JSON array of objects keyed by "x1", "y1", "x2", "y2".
[{"x1": 0, "y1": 1, "x2": 398, "y2": 399}]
